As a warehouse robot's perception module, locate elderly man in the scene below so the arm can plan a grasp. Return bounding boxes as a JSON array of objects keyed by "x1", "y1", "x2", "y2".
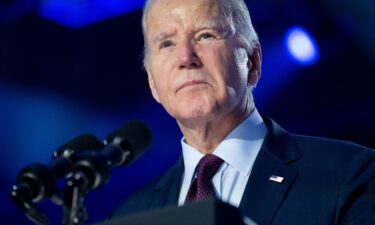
[{"x1": 112, "y1": 0, "x2": 375, "y2": 224}]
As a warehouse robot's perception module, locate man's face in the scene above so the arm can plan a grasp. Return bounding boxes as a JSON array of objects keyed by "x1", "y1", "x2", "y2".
[{"x1": 145, "y1": 0, "x2": 256, "y2": 124}]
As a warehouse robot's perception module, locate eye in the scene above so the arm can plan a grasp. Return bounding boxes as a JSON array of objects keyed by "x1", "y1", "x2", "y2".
[
  {"x1": 159, "y1": 40, "x2": 174, "y2": 49},
  {"x1": 198, "y1": 33, "x2": 215, "y2": 41}
]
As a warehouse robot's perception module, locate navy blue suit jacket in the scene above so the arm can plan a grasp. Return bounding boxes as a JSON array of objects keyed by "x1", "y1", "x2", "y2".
[{"x1": 112, "y1": 118, "x2": 375, "y2": 224}]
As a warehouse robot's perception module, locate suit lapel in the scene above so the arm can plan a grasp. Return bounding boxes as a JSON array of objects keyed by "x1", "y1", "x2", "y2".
[
  {"x1": 148, "y1": 118, "x2": 301, "y2": 224},
  {"x1": 151, "y1": 157, "x2": 184, "y2": 207},
  {"x1": 239, "y1": 118, "x2": 301, "y2": 225}
]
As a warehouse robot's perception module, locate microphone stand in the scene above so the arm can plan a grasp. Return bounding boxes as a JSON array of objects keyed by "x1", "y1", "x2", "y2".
[
  {"x1": 61, "y1": 121, "x2": 151, "y2": 225},
  {"x1": 10, "y1": 184, "x2": 51, "y2": 225},
  {"x1": 62, "y1": 153, "x2": 109, "y2": 225},
  {"x1": 62, "y1": 173, "x2": 88, "y2": 225}
]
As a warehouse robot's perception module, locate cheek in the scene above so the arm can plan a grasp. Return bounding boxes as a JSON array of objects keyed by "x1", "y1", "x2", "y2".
[
  {"x1": 149, "y1": 53, "x2": 173, "y2": 85},
  {"x1": 149, "y1": 69, "x2": 178, "y2": 111},
  {"x1": 150, "y1": 47, "x2": 177, "y2": 67},
  {"x1": 201, "y1": 45, "x2": 249, "y2": 101},
  {"x1": 199, "y1": 45, "x2": 228, "y2": 77},
  {"x1": 200, "y1": 45, "x2": 237, "y2": 85}
]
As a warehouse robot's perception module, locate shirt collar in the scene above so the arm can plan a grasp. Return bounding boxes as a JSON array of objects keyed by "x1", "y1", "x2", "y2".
[{"x1": 181, "y1": 107, "x2": 267, "y2": 182}]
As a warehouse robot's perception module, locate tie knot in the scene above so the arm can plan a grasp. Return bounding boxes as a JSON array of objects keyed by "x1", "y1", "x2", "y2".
[
  {"x1": 185, "y1": 154, "x2": 224, "y2": 203},
  {"x1": 196, "y1": 154, "x2": 224, "y2": 179}
]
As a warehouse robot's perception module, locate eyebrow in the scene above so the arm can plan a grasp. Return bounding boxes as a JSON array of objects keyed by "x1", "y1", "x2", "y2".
[
  {"x1": 152, "y1": 32, "x2": 176, "y2": 45},
  {"x1": 197, "y1": 20, "x2": 234, "y2": 38},
  {"x1": 196, "y1": 24, "x2": 226, "y2": 34},
  {"x1": 151, "y1": 22, "x2": 231, "y2": 45}
]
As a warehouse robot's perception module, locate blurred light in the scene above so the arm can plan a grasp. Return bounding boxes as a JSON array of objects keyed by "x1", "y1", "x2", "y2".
[
  {"x1": 39, "y1": 0, "x2": 146, "y2": 28},
  {"x1": 0, "y1": 0, "x2": 37, "y2": 25},
  {"x1": 285, "y1": 26, "x2": 319, "y2": 66}
]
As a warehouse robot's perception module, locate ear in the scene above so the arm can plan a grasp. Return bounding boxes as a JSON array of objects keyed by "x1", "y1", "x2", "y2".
[
  {"x1": 147, "y1": 71, "x2": 161, "y2": 103},
  {"x1": 247, "y1": 42, "x2": 262, "y2": 87}
]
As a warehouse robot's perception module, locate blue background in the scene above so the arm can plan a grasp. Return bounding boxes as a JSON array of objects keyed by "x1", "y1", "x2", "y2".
[{"x1": 0, "y1": 0, "x2": 374, "y2": 224}]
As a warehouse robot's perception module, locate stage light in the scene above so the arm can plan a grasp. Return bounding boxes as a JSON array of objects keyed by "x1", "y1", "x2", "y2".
[
  {"x1": 285, "y1": 26, "x2": 319, "y2": 66},
  {"x1": 39, "y1": 0, "x2": 146, "y2": 28}
]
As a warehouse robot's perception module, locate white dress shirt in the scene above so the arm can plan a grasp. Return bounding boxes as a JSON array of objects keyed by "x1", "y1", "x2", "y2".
[{"x1": 178, "y1": 108, "x2": 267, "y2": 207}]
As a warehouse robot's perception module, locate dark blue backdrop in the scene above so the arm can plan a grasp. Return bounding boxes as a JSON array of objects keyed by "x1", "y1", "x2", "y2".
[{"x1": 0, "y1": 0, "x2": 374, "y2": 224}]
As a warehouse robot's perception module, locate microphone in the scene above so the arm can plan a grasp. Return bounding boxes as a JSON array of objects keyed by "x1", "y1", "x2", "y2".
[
  {"x1": 70, "y1": 121, "x2": 152, "y2": 191},
  {"x1": 11, "y1": 134, "x2": 103, "y2": 203},
  {"x1": 104, "y1": 120, "x2": 153, "y2": 166}
]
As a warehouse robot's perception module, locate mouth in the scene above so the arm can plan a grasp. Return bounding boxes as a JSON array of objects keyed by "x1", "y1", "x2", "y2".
[{"x1": 177, "y1": 80, "x2": 208, "y2": 92}]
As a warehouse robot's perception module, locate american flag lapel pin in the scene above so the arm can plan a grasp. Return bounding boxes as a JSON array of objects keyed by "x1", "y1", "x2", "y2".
[{"x1": 269, "y1": 175, "x2": 284, "y2": 183}]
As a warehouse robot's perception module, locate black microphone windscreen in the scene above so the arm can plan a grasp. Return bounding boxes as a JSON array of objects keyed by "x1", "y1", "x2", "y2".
[
  {"x1": 105, "y1": 121, "x2": 152, "y2": 162},
  {"x1": 54, "y1": 134, "x2": 103, "y2": 158}
]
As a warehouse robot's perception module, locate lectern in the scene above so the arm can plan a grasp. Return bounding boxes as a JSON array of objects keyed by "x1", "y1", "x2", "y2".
[{"x1": 96, "y1": 199, "x2": 246, "y2": 225}]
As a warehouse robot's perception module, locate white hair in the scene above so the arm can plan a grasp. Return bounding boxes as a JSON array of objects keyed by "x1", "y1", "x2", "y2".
[{"x1": 141, "y1": 0, "x2": 259, "y2": 69}]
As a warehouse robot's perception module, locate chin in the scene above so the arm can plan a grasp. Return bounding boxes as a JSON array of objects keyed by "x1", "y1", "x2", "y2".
[
  {"x1": 170, "y1": 97, "x2": 217, "y2": 121},
  {"x1": 175, "y1": 108, "x2": 215, "y2": 124}
]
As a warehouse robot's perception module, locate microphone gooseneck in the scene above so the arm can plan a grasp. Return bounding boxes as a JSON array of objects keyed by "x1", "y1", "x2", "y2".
[
  {"x1": 11, "y1": 134, "x2": 103, "y2": 225},
  {"x1": 71, "y1": 121, "x2": 152, "y2": 190},
  {"x1": 11, "y1": 121, "x2": 153, "y2": 225},
  {"x1": 11, "y1": 134, "x2": 103, "y2": 203},
  {"x1": 62, "y1": 121, "x2": 152, "y2": 225}
]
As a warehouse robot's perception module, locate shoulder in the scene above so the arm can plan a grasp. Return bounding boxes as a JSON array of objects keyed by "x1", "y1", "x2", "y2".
[
  {"x1": 292, "y1": 134, "x2": 375, "y2": 161},
  {"x1": 260, "y1": 118, "x2": 375, "y2": 223},
  {"x1": 263, "y1": 117, "x2": 375, "y2": 161},
  {"x1": 289, "y1": 133, "x2": 375, "y2": 186},
  {"x1": 109, "y1": 158, "x2": 184, "y2": 219},
  {"x1": 262, "y1": 117, "x2": 375, "y2": 177}
]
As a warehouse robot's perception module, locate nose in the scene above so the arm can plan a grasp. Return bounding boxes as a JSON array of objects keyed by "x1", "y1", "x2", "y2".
[{"x1": 178, "y1": 42, "x2": 202, "y2": 70}]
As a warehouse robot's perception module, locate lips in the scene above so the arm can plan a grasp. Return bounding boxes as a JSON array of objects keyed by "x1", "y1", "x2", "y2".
[{"x1": 177, "y1": 80, "x2": 208, "y2": 92}]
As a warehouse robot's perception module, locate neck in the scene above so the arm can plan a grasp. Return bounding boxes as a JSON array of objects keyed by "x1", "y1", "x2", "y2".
[{"x1": 178, "y1": 97, "x2": 254, "y2": 154}]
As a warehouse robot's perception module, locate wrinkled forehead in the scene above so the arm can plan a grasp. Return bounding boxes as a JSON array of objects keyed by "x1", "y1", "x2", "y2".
[
  {"x1": 147, "y1": 0, "x2": 221, "y2": 15},
  {"x1": 145, "y1": 0, "x2": 228, "y2": 30}
]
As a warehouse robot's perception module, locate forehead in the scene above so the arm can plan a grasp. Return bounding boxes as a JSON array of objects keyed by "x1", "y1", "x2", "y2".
[
  {"x1": 146, "y1": 0, "x2": 227, "y2": 34},
  {"x1": 147, "y1": 0, "x2": 221, "y2": 15}
]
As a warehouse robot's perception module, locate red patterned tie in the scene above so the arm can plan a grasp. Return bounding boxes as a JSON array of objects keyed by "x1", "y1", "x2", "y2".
[{"x1": 185, "y1": 154, "x2": 224, "y2": 203}]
